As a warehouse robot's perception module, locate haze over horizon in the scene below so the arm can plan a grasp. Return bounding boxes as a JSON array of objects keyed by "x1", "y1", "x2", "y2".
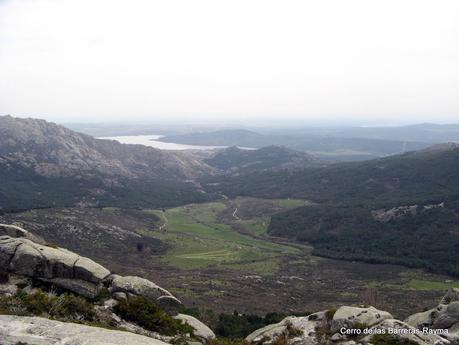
[{"x1": 1, "y1": 0, "x2": 458, "y2": 125}]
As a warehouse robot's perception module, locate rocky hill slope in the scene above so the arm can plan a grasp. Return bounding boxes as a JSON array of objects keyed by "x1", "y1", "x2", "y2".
[
  {"x1": 0, "y1": 115, "x2": 216, "y2": 211},
  {"x1": 0, "y1": 115, "x2": 211, "y2": 179}
]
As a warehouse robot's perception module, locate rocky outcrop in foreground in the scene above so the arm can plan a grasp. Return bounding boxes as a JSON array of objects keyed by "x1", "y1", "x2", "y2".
[
  {"x1": 0, "y1": 315, "x2": 170, "y2": 345},
  {"x1": 245, "y1": 290, "x2": 459, "y2": 345},
  {"x1": 0, "y1": 224, "x2": 180, "y2": 311}
]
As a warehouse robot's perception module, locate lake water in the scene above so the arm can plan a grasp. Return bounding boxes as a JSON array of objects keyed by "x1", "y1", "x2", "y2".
[{"x1": 98, "y1": 135, "x2": 228, "y2": 150}]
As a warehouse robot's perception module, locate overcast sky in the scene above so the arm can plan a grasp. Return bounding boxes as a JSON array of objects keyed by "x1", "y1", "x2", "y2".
[{"x1": 0, "y1": 0, "x2": 458, "y2": 125}]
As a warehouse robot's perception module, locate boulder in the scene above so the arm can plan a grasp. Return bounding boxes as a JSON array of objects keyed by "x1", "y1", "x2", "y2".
[
  {"x1": 174, "y1": 314, "x2": 216, "y2": 340},
  {"x1": 406, "y1": 302, "x2": 459, "y2": 332},
  {"x1": 109, "y1": 275, "x2": 172, "y2": 299},
  {"x1": 0, "y1": 236, "x2": 21, "y2": 269},
  {"x1": 442, "y1": 288, "x2": 459, "y2": 305},
  {"x1": 331, "y1": 305, "x2": 392, "y2": 332},
  {"x1": 246, "y1": 315, "x2": 321, "y2": 345},
  {"x1": 432, "y1": 302, "x2": 459, "y2": 330},
  {"x1": 0, "y1": 314, "x2": 171, "y2": 345},
  {"x1": 109, "y1": 275, "x2": 182, "y2": 311},
  {"x1": 0, "y1": 223, "x2": 45, "y2": 244},
  {"x1": 157, "y1": 295, "x2": 183, "y2": 314},
  {"x1": 406, "y1": 306, "x2": 445, "y2": 329}
]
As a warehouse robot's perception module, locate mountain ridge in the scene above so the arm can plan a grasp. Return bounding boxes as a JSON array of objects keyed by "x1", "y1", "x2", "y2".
[
  {"x1": 0, "y1": 115, "x2": 215, "y2": 211},
  {"x1": 0, "y1": 115, "x2": 212, "y2": 180}
]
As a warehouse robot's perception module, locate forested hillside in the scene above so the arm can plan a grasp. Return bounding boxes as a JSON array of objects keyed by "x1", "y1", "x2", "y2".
[
  {"x1": 269, "y1": 201, "x2": 459, "y2": 277},
  {"x1": 205, "y1": 146, "x2": 320, "y2": 174}
]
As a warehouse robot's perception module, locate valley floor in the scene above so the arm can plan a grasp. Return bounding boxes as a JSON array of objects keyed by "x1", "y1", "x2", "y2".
[{"x1": 2, "y1": 197, "x2": 459, "y2": 319}]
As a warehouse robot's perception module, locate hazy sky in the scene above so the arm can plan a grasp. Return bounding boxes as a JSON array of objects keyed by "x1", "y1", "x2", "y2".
[{"x1": 0, "y1": 0, "x2": 458, "y2": 124}]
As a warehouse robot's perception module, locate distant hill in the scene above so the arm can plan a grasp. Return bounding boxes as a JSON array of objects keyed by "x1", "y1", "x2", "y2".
[
  {"x1": 0, "y1": 115, "x2": 214, "y2": 211},
  {"x1": 205, "y1": 146, "x2": 321, "y2": 174},
  {"x1": 160, "y1": 129, "x2": 265, "y2": 147},
  {"x1": 159, "y1": 129, "x2": 432, "y2": 161}
]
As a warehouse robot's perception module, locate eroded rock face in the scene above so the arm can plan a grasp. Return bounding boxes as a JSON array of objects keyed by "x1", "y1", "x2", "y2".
[
  {"x1": 174, "y1": 314, "x2": 216, "y2": 340},
  {"x1": 0, "y1": 225, "x2": 182, "y2": 308},
  {"x1": 0, "y1": 235, "x2": 110, "y2": 298},
  {"x1": 0, "y1": 315, "x2": 171, "y2": 345}
]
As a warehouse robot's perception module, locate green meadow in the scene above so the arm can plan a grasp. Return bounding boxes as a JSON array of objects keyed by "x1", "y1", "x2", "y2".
[{"x1": 146, "y1": 200, "x2": 309, "y2": 274}]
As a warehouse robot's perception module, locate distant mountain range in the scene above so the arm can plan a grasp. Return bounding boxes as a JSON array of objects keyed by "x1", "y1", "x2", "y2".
[
  {"x1": 158, "y1": 129, "x2": 434, "y2": 161},
  {"x1": 323, "y1": 123, "x2": 459, "y2": 143}
]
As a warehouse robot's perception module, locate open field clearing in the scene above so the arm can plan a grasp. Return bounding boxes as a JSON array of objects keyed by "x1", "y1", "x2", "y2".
[{"x1": 149, "y1": 200, "x2": 306, "y2": 272}]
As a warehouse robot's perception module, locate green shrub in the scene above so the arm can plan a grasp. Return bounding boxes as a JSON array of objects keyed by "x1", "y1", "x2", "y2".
[
  {"x1": 0, "y1": 290, "x2": 96, "y2": 322},
  {"x1": 114, "y1": 296, "x2": 193, "y2": 336},
  {"x1": 22, "y1": 290, "x2": 51, "y2": 314},
  {"x1": 325, "y1": 307, "x2": 337, "y2": 320},
  {"x1": 50, "y1": 293, "x2": 97, "y2": 320},
  {"x1": 94, "y1": 287, "x2": 111, "y2": 303}
]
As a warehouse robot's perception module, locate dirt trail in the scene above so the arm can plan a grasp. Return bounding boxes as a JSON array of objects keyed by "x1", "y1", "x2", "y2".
[
  {"x1": 232, "y1": 207, "x2": 240, "y2": 220},
  {"x1": 159, "y1": 213, "x2": 168, "y2": 231}
]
